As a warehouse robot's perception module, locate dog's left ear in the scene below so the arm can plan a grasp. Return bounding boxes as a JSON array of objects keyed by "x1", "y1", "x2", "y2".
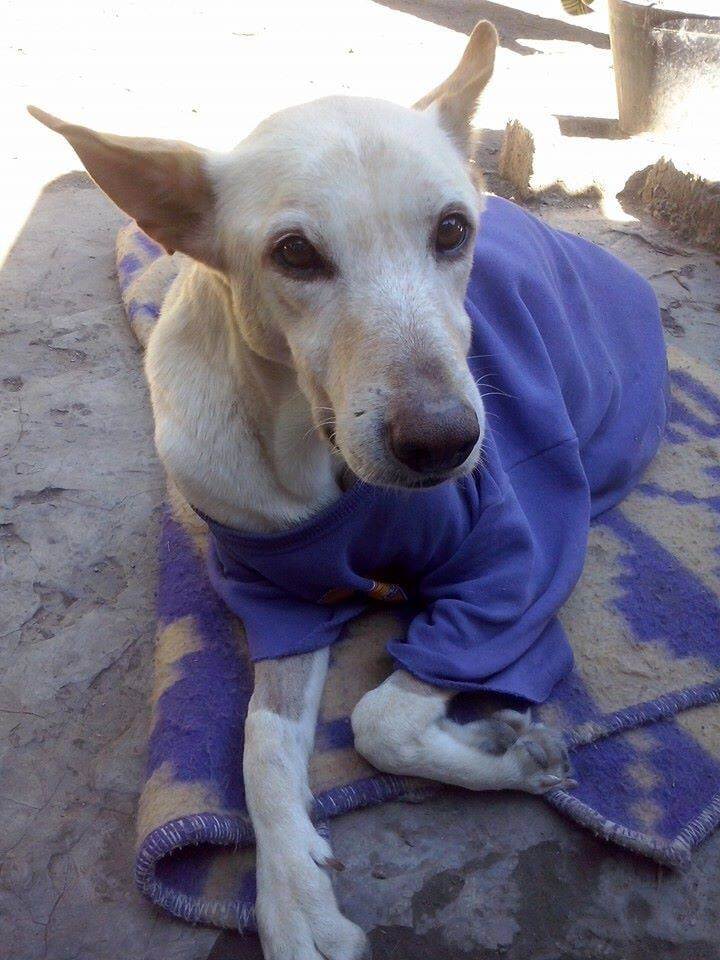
[{"x1": 414, "y1": 20, "x2": 498, "y2": 156}]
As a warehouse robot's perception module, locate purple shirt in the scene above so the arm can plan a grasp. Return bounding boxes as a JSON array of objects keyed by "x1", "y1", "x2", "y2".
[{"x1": 201, "y1": 197, "x2": 668, "y2": 702}]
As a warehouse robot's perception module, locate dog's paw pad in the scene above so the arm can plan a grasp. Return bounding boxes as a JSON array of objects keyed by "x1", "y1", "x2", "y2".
[
  {"x1": 520, "y1": 737, "x2": 550, "y2": 768},
  {"x1": 492, "y1": 708, "x2": 533, "y2": 736}
]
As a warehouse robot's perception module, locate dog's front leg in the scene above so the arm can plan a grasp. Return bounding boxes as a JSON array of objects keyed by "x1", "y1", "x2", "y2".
[
  {"x1": 244, "y1": 648, "x2": 369, "y2": 960},
  {"x1": 352, "y1": 670, "x2": 575, "y2": 794}
]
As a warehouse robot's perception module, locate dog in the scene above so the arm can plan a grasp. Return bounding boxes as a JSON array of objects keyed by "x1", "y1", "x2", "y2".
[{"x1": 30, "y1": 19, "x2": 669, "y2": 959}]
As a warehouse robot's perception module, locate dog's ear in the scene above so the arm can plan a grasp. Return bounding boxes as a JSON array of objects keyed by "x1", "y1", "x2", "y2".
[
  {"x1": 413, "y1": 20, "x2": 498, "y2": 156},
  {"x1": 27, "y1": 106, "x2": 222, "y2": 269}
]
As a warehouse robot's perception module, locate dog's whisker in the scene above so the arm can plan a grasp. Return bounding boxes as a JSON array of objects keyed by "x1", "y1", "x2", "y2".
[
  {"x1": 480, "y1": 387, "x2": 517, "y2": 401},
  {"x1": 301, "y1": 417, "x2": 336, "y2": 442}
]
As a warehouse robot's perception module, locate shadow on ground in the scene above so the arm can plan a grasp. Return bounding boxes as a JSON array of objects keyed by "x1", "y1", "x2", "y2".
[{"x1": 371, "y1": 0, "x2": 610, "y2": 54}]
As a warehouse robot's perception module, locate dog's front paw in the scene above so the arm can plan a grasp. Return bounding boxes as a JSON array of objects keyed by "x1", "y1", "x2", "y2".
[
  {"x1": 496, "y1": 711, "x2": 577, "y2": 794},
  {"x1": 255, "y1": 825, "x2": 369, "y2": 960}
]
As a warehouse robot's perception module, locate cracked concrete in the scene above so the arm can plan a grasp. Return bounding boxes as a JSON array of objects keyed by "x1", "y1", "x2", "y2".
[
  {"x1": 325, "y1": 793, "x2": 720, "y2": 960},
  {"x1": 2, "y1": 1, "x2": 719, "y2": 958}
]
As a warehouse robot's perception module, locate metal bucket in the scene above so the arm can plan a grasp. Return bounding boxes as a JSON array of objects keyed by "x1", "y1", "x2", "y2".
[{"x1": 608, "y1": 0, "x2": 720, "y2": 136}]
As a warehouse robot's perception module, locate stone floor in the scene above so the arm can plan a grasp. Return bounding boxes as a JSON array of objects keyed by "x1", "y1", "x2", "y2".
[{"x1": 2, "y1": 2, "x2": 719, "y2": 958}]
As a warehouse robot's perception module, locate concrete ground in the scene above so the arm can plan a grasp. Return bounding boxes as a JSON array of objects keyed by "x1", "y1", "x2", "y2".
[{"x1": 1, "y1": 2, "x2": 719, "y2": 958}]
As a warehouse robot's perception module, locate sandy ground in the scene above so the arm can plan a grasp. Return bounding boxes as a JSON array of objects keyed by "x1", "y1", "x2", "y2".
[{"x1": 1, "y1": 2, "x2": 720, "y2": 959}]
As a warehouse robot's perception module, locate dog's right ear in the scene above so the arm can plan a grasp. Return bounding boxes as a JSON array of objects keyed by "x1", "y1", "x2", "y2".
[
  {"x1": 413, "y1": 20, "x2": 498, "y2": 157},
  {"x1": 27, "y1": 106, "x2": 222, "y2": 269}
]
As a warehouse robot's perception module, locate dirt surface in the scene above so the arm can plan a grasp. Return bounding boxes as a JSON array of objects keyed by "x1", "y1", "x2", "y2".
[{"x1": 1, "y1": 2, "x2": 719, "y2": 959}]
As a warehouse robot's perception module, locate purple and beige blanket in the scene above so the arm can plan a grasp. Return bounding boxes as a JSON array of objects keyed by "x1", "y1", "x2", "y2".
[{"x1": 116, "y1": 222, "x2": 720, "y2": 931}]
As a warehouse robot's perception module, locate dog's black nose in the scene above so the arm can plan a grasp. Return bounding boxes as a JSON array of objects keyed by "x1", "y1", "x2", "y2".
[{"x1": 388, "y1": 402, "x2": 480, "y2": 475}]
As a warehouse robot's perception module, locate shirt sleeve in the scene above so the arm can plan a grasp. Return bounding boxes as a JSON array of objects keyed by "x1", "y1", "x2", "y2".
[
  {"x1": 205, "y1": 543, "x2": 365, "y2": 661},
  {"x1": 387, "y1": 436, "x2": 588, "y2": 701}
]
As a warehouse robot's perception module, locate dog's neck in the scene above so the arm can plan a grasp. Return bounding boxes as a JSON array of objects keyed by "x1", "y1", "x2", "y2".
[{"x1": 147, "y1": 262, "x2": 348, "y2": 533}]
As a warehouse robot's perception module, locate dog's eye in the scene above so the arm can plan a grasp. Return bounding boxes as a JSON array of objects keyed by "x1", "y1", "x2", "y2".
[
  {"x1": 435, "y1": 213, "x2": 469, "y2": 254},
  {"x1": 272, "y1": 235, "x2": 326, "y2": 275}
]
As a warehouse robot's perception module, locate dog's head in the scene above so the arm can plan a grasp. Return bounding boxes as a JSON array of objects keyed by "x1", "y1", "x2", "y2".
[{"x1": 29, "y1": 21, "x2": 497, "y2": 489}]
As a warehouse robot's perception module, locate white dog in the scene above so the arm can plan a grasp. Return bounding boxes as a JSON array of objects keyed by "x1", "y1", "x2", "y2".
[{"x1": 31, "y1": 22, "x2": 583, "y2": 959}]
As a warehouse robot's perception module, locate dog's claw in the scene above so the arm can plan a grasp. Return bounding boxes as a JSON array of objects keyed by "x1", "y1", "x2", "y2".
[
  {"x1": 322, "y1": 856, "x2": 346, "y2": 872},
  {"x1": 540, "y1": 774, "x2": 562, "y2": 789},
  {"x1": 538, "y1": 774, "x2": 578, "y2": 793}
]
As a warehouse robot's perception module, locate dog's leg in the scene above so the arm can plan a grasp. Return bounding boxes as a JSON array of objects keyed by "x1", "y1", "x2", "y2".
[
  {"x1": 351, "y1": 670, "x2": 575, "y2": 794},
  {"x1": 244, "y1": 648, "x2": 369, "y2": 960}
]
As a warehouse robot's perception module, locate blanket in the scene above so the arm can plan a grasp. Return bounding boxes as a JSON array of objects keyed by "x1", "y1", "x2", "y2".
[{"x1": 116, "y1": 219, "x2": 720, "y2": 931}]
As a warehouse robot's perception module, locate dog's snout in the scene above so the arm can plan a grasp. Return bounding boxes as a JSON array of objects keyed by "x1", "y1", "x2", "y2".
[{"x1": 388, "y1": 401, "x2": 480, "y2": 475}]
